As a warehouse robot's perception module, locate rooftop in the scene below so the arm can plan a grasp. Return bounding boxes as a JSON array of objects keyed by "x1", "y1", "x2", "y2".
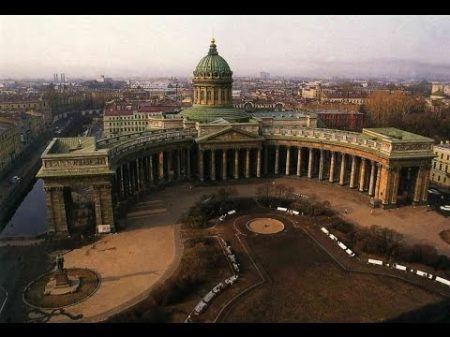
[
  {"x1": 251, "y1": 111, "x2": 312, "y2": 119},
  {"x1": 435, "y1": 143, "x2": 450, "y2": 150},
  {"x1": 363, "y1": 128, "x2": 434, "y2": 143},
  {"x1": 46, "y1": 137, "x2": 97, "y2": 155}
]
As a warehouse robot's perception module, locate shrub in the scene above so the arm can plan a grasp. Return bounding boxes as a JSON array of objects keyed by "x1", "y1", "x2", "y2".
[
  {"x1": 330, "y1": 221, "x2": 355, "y2": 234},
  {"x1": 352, "y1": 225, "x2": 403, "y2": 258}
]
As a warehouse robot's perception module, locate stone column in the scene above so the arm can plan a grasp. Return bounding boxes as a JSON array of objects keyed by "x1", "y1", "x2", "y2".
[
  {"x1": 374, "y1": 163, "x2": 382, "y2": 200},
  {"x1": 211, "y1": 149, "x2": 216, "y2": 181},
  {"x1": 318, "y1": 149, "x2": 324, "y2": 180},
  {"x1": 127, "y1": 161, "x2": 133, "y2": 194},
  {"x1": 93, "y1": 186, "x2": 103, "y2": 229},
  {"x1": 93, "y1": 184, "x2": 115, "y2": 233},
  {"x1": 421, "y1": 167, "x2": 430, "y2": 202},
  {"x1": 198, "y1": 149, "x2": 204, "y2": 182},
  {"x1": 380, "y1": 166, "x2": 393, "y2": 206},
  {"x1": 349, "y1": 155, "x2": 357, "y2": 188},
  {"x1": 296, "y1": 147, "x2": 302, "y2": 176},
  {"x1": 176, "y1": 149, "x2": 181, "y2": 179},
  {"x1": 368, "y1": 161, "x2": 376, "y2": 196},
  {"x1": 245, "y1": 148, "x2": 250, "y2": 178},
  {"x1": 118, "y1": 165, "x2": 125, "y2": 198},
  {"x1": 413, "y1": 167, "x2": 424, "y2": 204},
  {"x1": 256, "y1": 148, "x2": 261, "y2": 178},
  {"x1": 390, "y1": 168, "x2": 400, "y2": 204},
  {"x1": 136, "y1": 158, "x2": 141, "y2": 192},
  {"x1": 45, "y1": 186, "x2": 69, "y2": 234},
  {"x1": 339, "y1": 153, "x2": 346, "y2": 185},
  {"x1": 186, "y1": 148, "x2": 191, "y2": 179},
  {"x1": 158, "y1": 151, "x2": 164, "y2": 181},
  {"x1": 358, "y1": 158, "x2": 366, "y2": 192},
  {"x1": 148, "y1": 155, "x2": 154, "y2": 185},
  {"x1": 285, "y1": 146, "x2": 290, "y2": 176},
  {"x1": 264, "y1": 146, "x2": 268, "y2": 175},
  {"x1": 307, "y1": 148, "x2": 314, "y2": 178},
  {"x1": 222, "y1": 149, "x2": 227, "y2": 180},
  {"x1": 234, "y1": 149, "x2": 239, "y2": 179},
  {"x1": 275, "y1": 145, "x2": 280, "y2": 175},
  {"x1": 167, "y1": 150, "x2": 174, "y2": 182},
  {"x1": 329, "y1": 151, "x2": 336, "y2": 183}
]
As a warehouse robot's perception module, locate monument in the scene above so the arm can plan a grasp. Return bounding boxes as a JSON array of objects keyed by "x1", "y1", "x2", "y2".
[{"x1": 44, "y1": 254, "x2": 80, "y2": 296}]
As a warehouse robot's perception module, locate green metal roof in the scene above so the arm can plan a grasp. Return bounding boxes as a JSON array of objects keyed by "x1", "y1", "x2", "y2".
[
  {"x1": 193, "y1": 39, "x2": 232, "y2": 77},
  {"x1": 179, "y1": 106, "x2": 249, "y2": 123},
  {"x1": 363, "y1": 128, "x2": 434, "y2": 143}
]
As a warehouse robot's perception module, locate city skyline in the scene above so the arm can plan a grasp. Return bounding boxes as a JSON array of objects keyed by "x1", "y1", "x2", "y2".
[{"x1": 2, "y1": 15, "x2": 450, "y2": 79}]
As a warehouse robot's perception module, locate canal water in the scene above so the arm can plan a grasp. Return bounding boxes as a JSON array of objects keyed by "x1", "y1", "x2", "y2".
[{"x1": 0, "y1": 179, "x2": 47, "y2": 239}]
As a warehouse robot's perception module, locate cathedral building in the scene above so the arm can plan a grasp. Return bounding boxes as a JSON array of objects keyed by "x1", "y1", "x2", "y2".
[{"x1": 37, "y1": 39, "x2": 435, "y2": 236}]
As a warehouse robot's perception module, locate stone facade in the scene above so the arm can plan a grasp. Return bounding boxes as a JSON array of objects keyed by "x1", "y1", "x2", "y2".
[
  {"x1": 37, "y1": 124, "x2": 435, "y2": 235},
  {"x1": 431, "y1": 142, "x2": 450, "y2": 189}
]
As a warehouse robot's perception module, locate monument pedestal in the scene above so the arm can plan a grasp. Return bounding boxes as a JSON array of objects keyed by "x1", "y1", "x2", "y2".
[{"x1": 44, "y1": 269, "x2": 81, "y2": 296}]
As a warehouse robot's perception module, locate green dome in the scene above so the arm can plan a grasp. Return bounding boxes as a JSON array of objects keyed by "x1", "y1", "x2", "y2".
[{"x1": 193, "y1": 39, "x2": 232, "y2": 77}]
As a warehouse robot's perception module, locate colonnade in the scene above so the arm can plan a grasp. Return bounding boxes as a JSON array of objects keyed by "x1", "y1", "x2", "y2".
[
  {"x1": 115, "y1": 147, "x2": 192, "y2": 200},
  {"x1": 266, "y1": 144, "x2": 430, "y2": 207},
  {"x1": 197, "y1": 147, "x2": 262, "y2": 182}
]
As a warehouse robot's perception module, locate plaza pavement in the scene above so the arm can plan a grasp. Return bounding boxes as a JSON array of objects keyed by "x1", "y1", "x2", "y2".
[{"x1": 47, "y1": 195, "x2": 185, "y2": 322}]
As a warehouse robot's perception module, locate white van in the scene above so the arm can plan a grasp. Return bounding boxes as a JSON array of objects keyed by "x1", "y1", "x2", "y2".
[
  {"x1": 345, "y1": 249, "x2": 355, "y2": 257},
  {"x1": 320, "y1": 227, "x2": 330, "y2": 235},
  {"x1": 227, "y1": 210, "x2": 237, "y2": 215},
  {"x1": 328, "y1": 234, "x2": 338, "y2": 241},
  {"x1": 393, "y1": 263, "x2": 407, "y2": 271},
  {"x1": 368, "y1": 259, "x2": 383, "y2": 266},
  {"x1": 435, "y1": 276, "x2": 450, "y2": 287},
  {"x1": 193, "y1": 301, "x2": 207, "y2": 315},
  {"x1": 203, "y1": 291, "x2": 216, "y2": 303},
  {"x1": 416, "y1": 270, "x2": 434, "y2": 279}
]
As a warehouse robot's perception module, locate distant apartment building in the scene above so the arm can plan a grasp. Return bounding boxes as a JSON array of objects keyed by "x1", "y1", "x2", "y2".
[
  {"x1": 0, "y1": 99, "x2": 52, "y2": 123},
  {"x1": 317, "y1": 110, "x2": 364, "y2": 132},
  {"x1": 319, "y1": 90, "x2": 368, "y2": 105},
  {"x1": 301, "y1": 85, "x2": 320, "y2": 100},
  {"x1": 431, "y1": 141, "x2": 450, "y2": 189},
  {"x1": 0, "y1": 119, "x2": 22, "y2": 175},
  {"x1": 431, "y1": 82, "x2": 450, "y2": 97},
  {"x1": 260, "y1": 72, "x2": 270, "y2": 80},
  {"x1": 103, "y1": 101, "x2": 180, "y2": 137}
]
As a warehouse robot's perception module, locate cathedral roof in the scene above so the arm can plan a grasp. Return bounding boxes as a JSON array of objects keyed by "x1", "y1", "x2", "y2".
[{"x1": 193, "y1": 38, "x2": 232, "y2": 77}]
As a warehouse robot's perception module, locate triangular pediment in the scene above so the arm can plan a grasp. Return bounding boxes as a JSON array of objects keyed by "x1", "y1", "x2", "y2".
[{"x1": 197, "y1": 126, "x2": 263, "y2": 143}]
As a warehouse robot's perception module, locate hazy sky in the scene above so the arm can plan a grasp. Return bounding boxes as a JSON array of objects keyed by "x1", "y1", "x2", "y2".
[{"x1": 1, "y1": 15, "x2": 450, "y2": 79}]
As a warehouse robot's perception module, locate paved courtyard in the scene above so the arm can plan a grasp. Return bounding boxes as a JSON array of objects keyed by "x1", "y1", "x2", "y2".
[{"x1": 46, "y1": 194, "x2": 184, "y2": 322}]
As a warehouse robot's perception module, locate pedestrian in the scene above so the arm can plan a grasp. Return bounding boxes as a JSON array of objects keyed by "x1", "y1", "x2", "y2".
[
  {"x1": 370, "y1": 209, "x2": 374, "y2": 215},
  {"x1": 344, "y1": 208, "x2": 348, "y2": 214}
]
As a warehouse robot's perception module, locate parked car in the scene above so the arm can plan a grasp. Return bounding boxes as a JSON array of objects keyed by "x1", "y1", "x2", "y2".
[
  {"x1": 212, "y1": 282, "x2": 226, "y2": 294},
  {"x1": 225, "y1": 275, "x2": 239, "y2": 285},
  {"x1": 427, "y1": 188, "x2": 441, "y2": 195},
  {"x1": 440, "y1": 205, "x2": 450, "y2": 212}
]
